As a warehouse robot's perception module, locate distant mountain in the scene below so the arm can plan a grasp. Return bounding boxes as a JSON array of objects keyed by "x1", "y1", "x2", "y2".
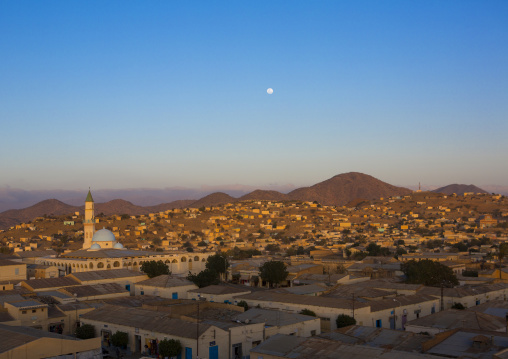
[
  {"x1": 0, "y1": 172, "x2": 413, "y2": 229},
  {"x1": 188, "y1": 192, "x2": 237, "y2": 208},
  {"x1": 288, "y1": 172, "x2": 412, "y2": 206},
  {"x1": 0, "y1": 199, "x2": 80, "y2": 229},
  {"x1": 433, "y1": 184, "x2": 488, "y2": 195},
  {"x1": 145, "y1": 200, "x2": 196, "y2": 213},
  {"x1": 238, "y1": 190, "x2": 289, "y2": 202}
]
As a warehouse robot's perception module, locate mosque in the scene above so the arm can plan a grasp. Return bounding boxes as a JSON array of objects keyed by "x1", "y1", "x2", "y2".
[{"x1": 35, "y1": 190, "x2": 211, "y2": 275}]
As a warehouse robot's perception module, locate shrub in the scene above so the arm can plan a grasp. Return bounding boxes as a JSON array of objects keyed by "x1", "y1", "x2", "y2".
[
  {"x1": 76, "y1": 324, "x2": 95, "y2": 339},
  {"x1": 237, "y1": 300, "x2": 249, "y2": 311},
  {"x1": 336, "y1": 314, "x2": 356, "y2": 328},
  {"x1": 111, "y1": 331, "x2": 129, "y2": 347},
  {"x1": 299, "y1": 309, "x2": 316, "y2": 317},
  {"x1": 158, "y1": 339, "x2": 182, "y2": 358}
]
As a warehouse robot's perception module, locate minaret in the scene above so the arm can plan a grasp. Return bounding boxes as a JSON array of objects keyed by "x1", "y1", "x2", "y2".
[{"x1": 83, "y1": 189, "x2": 95, "y2": 249}]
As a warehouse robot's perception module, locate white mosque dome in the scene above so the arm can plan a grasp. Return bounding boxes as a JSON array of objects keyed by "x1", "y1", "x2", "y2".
[
  {"x1": 92, "y1": 228, "x2": 116, "y2": 243},
  {"x1": 113, "y1": 242, "x2": 124, "y2": 249},
  {"x1": 90, "y1": 243, "x2": 102, "y2": 250}
]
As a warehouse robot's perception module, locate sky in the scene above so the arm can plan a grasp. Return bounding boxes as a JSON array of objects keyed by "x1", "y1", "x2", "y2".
[{"x1": 1, "y1": 1, "x2": 507, "y2": 192}]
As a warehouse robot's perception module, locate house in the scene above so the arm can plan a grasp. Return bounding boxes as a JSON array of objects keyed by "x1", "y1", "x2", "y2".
[
  {"x1": 80, "y1": 303, "x2": 263, "y2": 359},
  {"x1": 405, "y1": 309, "x2": 507, "y2": 335},
  {"x1": 187, "y1": 284, "x2": 252, "y2": 303},
  {"x1": 135, "y1": 275, "x2": 198, "y2": 299},
  {"x1": 0, "y1": 259, "x2": 27, "y2": 287},
  {"x1": 249, "y1": 334, "x2": 438, "y2": 359},
  {"x1": 233, "y1": 308, "x2": 321, "y2": 338},
  {"x1": 66, "y1": 268, "x2": 148, "y2": 294},
  {"x1": 0, "y1": 323, "x2": 101, "y2": 359}
]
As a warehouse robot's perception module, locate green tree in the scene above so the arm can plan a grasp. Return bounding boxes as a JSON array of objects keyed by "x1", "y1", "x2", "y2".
[
  {"x1": 265, "y1": 244, "x2": 281, "y2": 253},
  {"x1": 299, "y1": 309, "x2": 316, "y2": 317},
  {"x1": 111, "y1": 331, "x2": 129, "y2": 348},
  {"x1": 336, "y1": 314, "x2": 356, "y2": 328},
  {"x1": 76, "y1": 324, "x2": 96, "y2": 339},
  {"x1": 140, "y1": 260, "x2": 170, "y2": 278},
  {"x1": 187, "y1": 269, "x2": 220, "y2": 288},
  {"x1": 401, "y1": 259, "x2": 459, "y2": 287},
  {"x1": 205, "y1": 253, "x2": 230, "y2": 281},
  {"x1": 259, "y1": 261, "x2": 288, "y2": 288},
  {"x1": 451, "y1": 303, "x2": 465, "y2": 310},
  {"x1": 237, "y1": 300, "x2": 249, "y2": 311},
  {"x1": 158, "y1": 339, "x2": 182, "y2": 358}
]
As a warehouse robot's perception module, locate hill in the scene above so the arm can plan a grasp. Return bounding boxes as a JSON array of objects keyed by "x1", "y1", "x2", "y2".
[
  {"x1": 433, "y1": 184, "x2": 488, "y2": 196},
  {"x1": 0, "y1": 199, "x2": 80, "y2": 229},
  {"x1": 0, "y1": 172, "x2": 413, "y2": 229},
  {"x1": 288, "y1": 172, "x2": 412, "y2": 206},
  {"x1": 188, "y1": 192, "x2": 236, "y2": 208},
  {"x1": 238, "y1": 190, "x2": 289, "y2": 202}
]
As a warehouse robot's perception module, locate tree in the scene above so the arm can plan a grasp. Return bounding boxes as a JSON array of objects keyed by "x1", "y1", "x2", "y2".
[
  {"x1": 336, "y1": 314, "x2": 356, "y2": 328},
  {"x1": 401, "y1": 259, "x2": 459, "y2": 287},
  {"x1": 158, "y1": 339, "x2": 182, "y2": 358},
  {"x1": 111, "y1": 331, "x2": 129, "y2": 348},
  {"x1": 451, "y1": 303, "x2": 465, "y2": 310},
  {"x1": 299, "y1": 309, "x2": 316, "y2": 317},
  {"x1": 141, "y1": 260, "x2": 170, "y2": 278},
  {"x1": 237, "y1": 300, "x2": 249, "y2": 311},
  {"x1": 187, "y1": 269, "x2": 220, "y2": 288},
  {"x1": 206, "y1": 253, "x2": 230, "y2": 281},
  {"x1": 259, "y1": 261, "x2": 288, "y2": 288},
  {"x1": 76, "y1": 324, "x2": 95, "y2": 339},
  {"x1": 265, "y1": 244, "x2": 281, "y2": 253}
]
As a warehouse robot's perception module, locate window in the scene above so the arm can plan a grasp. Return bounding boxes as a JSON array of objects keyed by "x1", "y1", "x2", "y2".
[
  {"x1": 15, "y1": 268, "x2": 19, "y2": 275},
  {"x1": 311, "y1": 330, "x2": 316, "y2": 336},
  {"x1": 22, "y1": 311, "x2": 27, "y2": 314},
  {"x1": 375, "y1": 319, "x2": 382, "y2": 328},
  {"x1": 32, "y1": 309, "x2": 36, "y2": 313}
]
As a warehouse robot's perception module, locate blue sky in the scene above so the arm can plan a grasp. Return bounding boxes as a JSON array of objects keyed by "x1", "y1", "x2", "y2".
[{"x1": 1, "y1": 1, "x2": 507, "y2": 191}]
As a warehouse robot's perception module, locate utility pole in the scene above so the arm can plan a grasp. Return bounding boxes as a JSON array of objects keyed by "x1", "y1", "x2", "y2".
[
  {"x1": 352, "y1": 293, "x2": 355, "y2": 319},
  {"x1": 196, "y1": 302, "x2": 199, "y2": 359},
  {"x1": 440, "y1": 283, "x2": 444, "y2": 311}
]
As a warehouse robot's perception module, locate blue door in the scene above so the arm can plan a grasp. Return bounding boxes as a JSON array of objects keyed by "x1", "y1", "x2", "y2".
[
  {"x1": 376, "y1": 319, "x2": 382, "y2": 328},
  {"x1": 125, "y1": 284, "x2": 130, "y2": 292},
  {"x1": 185, "y1": 347, "x2": 192, "y2": 359},
  {"x1": 172, "y1": 292, "x2": 178, "y2": 299},
  {"x1": 209, "y1": 345, "x2": 218, "y2": 359}
]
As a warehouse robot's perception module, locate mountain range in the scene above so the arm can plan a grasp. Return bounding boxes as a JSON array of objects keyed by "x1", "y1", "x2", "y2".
[
  {"x1": 0, "y1": 173, "x2": 494, "y2": 231},
  {"x1": 0, "y1": 172, "x2": 412, "y2": 229}
]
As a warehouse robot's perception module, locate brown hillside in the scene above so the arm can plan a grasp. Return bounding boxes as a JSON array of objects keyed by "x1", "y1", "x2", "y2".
[
  {"x1": 433, "y1": 184, "x2": 488, "y2": 196},
  {"x1": 146, "y1": 200, "x2": 196, "y2": 212},
  {"x1": 0, "y1": 199, "x2": 79, "y2": 224},
  {"x1": 288, "y1": 172, "x2": 412, "y2": 206},
  {"x1": 189, "y1": 192, "x2": 237, "y2": 208},
  {"x1": 238, "y1": 190, "x2": 289, "y2": 202},
  {"x1": 91, "y1": 199, "x2": 148, "y2": 216}
]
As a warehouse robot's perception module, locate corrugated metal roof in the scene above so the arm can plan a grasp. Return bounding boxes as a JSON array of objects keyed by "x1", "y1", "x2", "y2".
[
  {"x1": 236, "y1": 291, "x2": 369, "y2": 310},
  {"x1": 81, "y1": 304, "x2": 214, "y2": 339},
  {"x1": 60, "y1": 283, "x2": 128, "y2": 298},
  {"x1": 22, "y1": 277, "x2": 79, "y2": 290},
  {"x1": 136, "y1": 275, "x2": 195, "y2": 288},
  {"x1": 234, "y1": 308, "x2": 318, "y2": 326},
  {"x1": 188, "y1": 284, "x2": 252, "y2": 295},
  {"x1": 68, "y1": 269, "x2": 146, "y2": 282},
  {"x1": 406, "y1": 309, "x2": 506, "y2": 332}
]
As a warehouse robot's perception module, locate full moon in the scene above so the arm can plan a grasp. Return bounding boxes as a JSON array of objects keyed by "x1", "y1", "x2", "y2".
[{"x1": 267, "y1": 88, "x2": 273, "y2": 94}]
